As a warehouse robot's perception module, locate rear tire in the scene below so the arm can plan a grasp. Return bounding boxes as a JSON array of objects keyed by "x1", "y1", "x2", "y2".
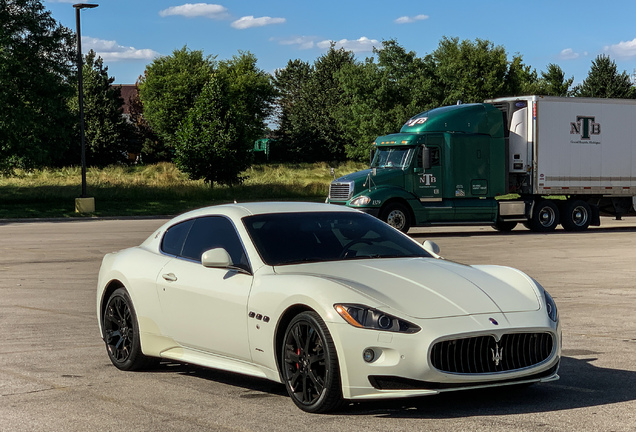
[
  {"x1": 102, "y1": 287, "x2": 156, "y2": 371},
  {"x1": 380, "y1": 202, "x2": 411, "y2": 233},
  {"x1": 561, "y1": 200, "x2": 591, "y2": 231},
  {"x1": 529, "y1": 200, "x2": 559, "y2": 232}
]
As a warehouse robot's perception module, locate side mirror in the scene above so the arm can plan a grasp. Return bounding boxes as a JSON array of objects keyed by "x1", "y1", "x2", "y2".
[
  {"x1": 369, "y1": 147, "x2": 376, "y2": 166},
  {"x1": 422, "y1": 240, "x2": 440, "y2": 255},
  {"x1": 201, "y1": 248, "x2": 232, "y2": 268},
  {"x1": 422, "y1": 146, "x2": 431, "y2": 170}
]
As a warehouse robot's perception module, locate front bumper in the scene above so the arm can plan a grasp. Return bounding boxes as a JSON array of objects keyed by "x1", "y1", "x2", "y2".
[{"x1": 327, "y1": 310, "x2": 562, "y2": 400}]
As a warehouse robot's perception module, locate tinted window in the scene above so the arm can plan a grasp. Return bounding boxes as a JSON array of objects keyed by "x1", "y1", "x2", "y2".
[
  {"x1": 243, "y1": 212, "x2": 431, "y2": 266},
  {"x1": 161, "y1": 219, "x2": 194, "y2": 256},
  {"x1": 181, "y1": 216, "x2": 249, "y2": 270}
]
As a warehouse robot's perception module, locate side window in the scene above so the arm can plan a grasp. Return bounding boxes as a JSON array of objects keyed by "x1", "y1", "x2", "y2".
[
  {"x1": 181, "y1": 216, "x2": 249, "y2": 270},
  {"x1": 161, "y1": 219, "x2": 194, "y2": 256},
  {"x1": 430, "y1": 147, "x2": 440, "y2": 166}
]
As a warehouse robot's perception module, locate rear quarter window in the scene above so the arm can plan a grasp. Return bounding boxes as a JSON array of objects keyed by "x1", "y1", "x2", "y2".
[{"x1": 161, "y1": 219, "x2": 194, "y2": 256}]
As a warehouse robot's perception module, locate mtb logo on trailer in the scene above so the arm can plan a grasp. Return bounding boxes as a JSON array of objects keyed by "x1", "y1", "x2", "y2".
[{"x1": 570, "y1": 116, "x2": 601, "y2": 141}]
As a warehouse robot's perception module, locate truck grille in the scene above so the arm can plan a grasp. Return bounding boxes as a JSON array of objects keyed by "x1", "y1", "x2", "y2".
[
  {"x1": 430, "y1": 332, "x2": 554, "y2": 374},
  {"x1": 329, "y1": 181, "x2": 354, "y2": 201}
]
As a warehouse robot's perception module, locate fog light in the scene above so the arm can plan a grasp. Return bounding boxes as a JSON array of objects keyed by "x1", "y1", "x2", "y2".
[{"x1": 363, "y1": 348, "x2": 375, "y2": 363}]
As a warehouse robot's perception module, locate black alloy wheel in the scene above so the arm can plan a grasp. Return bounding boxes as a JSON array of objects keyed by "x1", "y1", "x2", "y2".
[
  {"x1": 281, "y1": 311, "x2": 343, "y2": 413},
  {"x1": 102, "y1": 287, "x2": 155, "y2": 371}
]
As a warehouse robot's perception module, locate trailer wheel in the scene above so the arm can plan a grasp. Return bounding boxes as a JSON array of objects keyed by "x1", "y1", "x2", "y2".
[
  {"x1": 529, "y1": 200, "x2": 559, "y2": 232},
  {"x1": 380, "y1": 202, "x2": 411, "y2": 233},
  {"x1": 561, "y1": 200, "x2": 591, "y2": 232},
  {"x1": 492, "y1": 220, "x2": 518, "y2": 232}
]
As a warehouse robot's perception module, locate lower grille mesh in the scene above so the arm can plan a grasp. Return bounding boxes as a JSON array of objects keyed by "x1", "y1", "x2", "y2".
[{"x1": 430, "y1": 332, "x2": 554, "y2": 374}]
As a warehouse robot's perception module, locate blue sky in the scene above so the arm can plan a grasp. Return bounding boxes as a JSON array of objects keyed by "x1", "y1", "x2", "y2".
[{"x1": 44, "y1": 0, "x2": 636, "y2": 87}]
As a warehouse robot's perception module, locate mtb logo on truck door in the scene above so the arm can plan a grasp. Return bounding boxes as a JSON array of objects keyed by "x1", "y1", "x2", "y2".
[{"x1": 414, "y1": 143, "x2": 442, "y2": 200}]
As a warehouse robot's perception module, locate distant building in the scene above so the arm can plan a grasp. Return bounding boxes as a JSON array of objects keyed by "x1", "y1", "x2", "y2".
[{"x1": 117, "y1": 84, "x2": 138, "y2": 121}]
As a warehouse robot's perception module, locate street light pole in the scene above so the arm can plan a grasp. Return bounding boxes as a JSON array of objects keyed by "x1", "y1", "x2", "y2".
[{"x1": 73, "y1": 3, "x2": 98, "y2": 203}]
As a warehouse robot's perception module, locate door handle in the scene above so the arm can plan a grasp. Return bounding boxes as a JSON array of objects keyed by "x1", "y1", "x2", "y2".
[{"x1": 162, "y1": 273, "x2": 177, "y2": 282}]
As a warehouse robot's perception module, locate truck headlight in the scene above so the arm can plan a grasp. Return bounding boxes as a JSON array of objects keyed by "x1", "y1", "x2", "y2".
[{"x1": 350, "y1": 196, "x2": 371, "y2": 206}]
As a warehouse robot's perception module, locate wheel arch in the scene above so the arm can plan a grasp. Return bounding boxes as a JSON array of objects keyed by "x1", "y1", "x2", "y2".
[
  {"x1": 99, "y1": 279, "x2": 125, "y2": 333},
  {"x1": 273, "y1": 303, "x2": 316, "y2": 380}
]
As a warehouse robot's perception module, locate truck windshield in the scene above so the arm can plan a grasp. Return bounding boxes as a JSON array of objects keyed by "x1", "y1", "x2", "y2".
[{"x1": 371, "y1": 146, "x2": 413, "y2": 169}]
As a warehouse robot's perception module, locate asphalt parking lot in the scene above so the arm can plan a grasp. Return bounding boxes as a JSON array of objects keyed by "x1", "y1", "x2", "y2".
[{"x1": 1, "y1": 216, "x2": 635, "y2": 431}]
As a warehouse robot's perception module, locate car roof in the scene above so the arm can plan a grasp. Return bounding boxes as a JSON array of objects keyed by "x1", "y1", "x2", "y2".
[{"x1": 171, "y1": 201, "x2": 360, "y2": 223}]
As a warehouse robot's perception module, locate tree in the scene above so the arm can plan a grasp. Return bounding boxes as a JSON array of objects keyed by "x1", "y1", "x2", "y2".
[
  {"x1": 337, "y1": 40, "x2": 430, "y2": 160},
  {"x1": 272, "y1": 59, "x2": 313, "y2": 161},
  {"x1": 68, "y1": 50, "x2": 133, "y2": 166},
  {"x1": 216, "y1": 52, "x2": 275, "y2": 148},
  {"x1": 573, "y1": 55, "x2": 635, "y2": 98},
  {"x1": 0, "y1": 0, "x2": 75, "y2": 172},
  {"x1": 126, "y1": 79, "x2": 158, "y2": 163},
  {"x1": 273, "y1": 46, "x2": 356, "y2": 162},
  {"x1": 138, "y1": 46, "x2": 215, "y2": 159},
  {"x1": 174, "y1": 52, "x2": 275, "y2": 185},
  {"x1": 539, "y1": 63, "x2": 573, "y2": 96},
  {"x1": 423, "y1": 37, "x2": 537, "y2": 106}
]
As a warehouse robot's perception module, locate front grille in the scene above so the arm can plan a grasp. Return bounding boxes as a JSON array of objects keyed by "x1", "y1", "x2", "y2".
[
  {"x1": 430, "y1": 332, "x2": 554, "y2": 374},
  {"x1": 329, "y1": 181, "x2": 354, "y2": 201}
]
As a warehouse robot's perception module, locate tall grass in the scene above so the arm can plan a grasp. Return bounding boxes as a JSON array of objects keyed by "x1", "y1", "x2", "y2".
[{"x1": 0, "y1": 161, "x2": 367, "y2": 218}]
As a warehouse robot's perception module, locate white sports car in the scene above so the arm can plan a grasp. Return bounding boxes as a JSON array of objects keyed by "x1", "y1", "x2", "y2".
[{"x1": 97, "y1": 202, "x2": 561, "y2": 413}]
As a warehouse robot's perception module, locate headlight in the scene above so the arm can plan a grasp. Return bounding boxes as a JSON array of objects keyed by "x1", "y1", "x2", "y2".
[
  {"x1": 350, "y1": 196, "x2": 371, "y2": 206},
  {"x1": 544, "y1": 290, "x2": 558, "y2": 322},
  {"x1": 334, "y1": 304, "x2": 420, "y2": 333}
]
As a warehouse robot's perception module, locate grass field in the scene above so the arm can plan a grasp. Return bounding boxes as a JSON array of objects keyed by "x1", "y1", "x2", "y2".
[{"x1": 0, "y1": 162, "x2": 367, "y2": 219}]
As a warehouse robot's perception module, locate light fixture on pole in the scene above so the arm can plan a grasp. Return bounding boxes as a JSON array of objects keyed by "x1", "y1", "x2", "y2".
[{"x1": 73, "y1": 3, "x2": 98, "y2": 212}]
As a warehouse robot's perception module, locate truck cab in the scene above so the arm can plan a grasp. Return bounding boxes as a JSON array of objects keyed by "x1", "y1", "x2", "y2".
[{"x1": 327, "y1": 103, "x2": 507, "y2": 231}]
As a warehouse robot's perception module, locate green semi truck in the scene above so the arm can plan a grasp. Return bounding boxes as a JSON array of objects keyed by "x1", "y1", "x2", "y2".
[{"x1": 327, "y1": 96, "x2": 636, "y2": 233}]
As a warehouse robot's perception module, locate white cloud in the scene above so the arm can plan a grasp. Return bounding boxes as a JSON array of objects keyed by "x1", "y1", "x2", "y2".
[
  {"x1": 275, "y1": 36, "x2": 316, "y2": 50},
  {"x1": 82, "y1": 37, "x2": 159, "y2": 62},
  {"x1": 559, "y1": 48, "x2": 580, "y2": 60},
  {"x1": 395, "y1": 14, "x2": 429, "y2": 24},
  {"x1": 317, "y1": 37, "x2": 379, "y2": 53},
  {"x1": 604, "y1": 38, "x2": 636, "y2": 59},
  {"x1": 159, "y1": 3, "x2": 228, "y2": 19},
  {"x1": 231, "y1": 16, "x2": 286, "y2": 29}
]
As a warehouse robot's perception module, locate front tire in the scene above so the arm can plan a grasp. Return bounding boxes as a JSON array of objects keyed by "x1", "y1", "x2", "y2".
[
  {"x1": 380, "y1": 202, "x2": 411, "y2": 233},
  {"x1": 102, "y1": 287, "x2": 156, "y2": 371},
  {"x1": 281, "y1": 311, "x2": 343, "y2": 413}
]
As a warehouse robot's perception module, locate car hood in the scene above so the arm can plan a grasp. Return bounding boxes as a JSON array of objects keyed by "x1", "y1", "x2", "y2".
[{"x1": 273, "y1": 258, "x2": 540, "y2": 319}]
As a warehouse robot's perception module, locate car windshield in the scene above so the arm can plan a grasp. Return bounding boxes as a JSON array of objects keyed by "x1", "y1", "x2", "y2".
[
  {"x1": 243, "y1": 211, "x2": 432, "y2": 266},
  {"x1": 371, "y1": 146, "x2": 414, "y2": 169}
]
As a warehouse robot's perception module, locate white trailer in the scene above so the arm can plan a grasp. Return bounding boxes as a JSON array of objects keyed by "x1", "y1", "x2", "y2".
[{"x1": 489, "y1": 96, "x2": 636, "y2": 230}]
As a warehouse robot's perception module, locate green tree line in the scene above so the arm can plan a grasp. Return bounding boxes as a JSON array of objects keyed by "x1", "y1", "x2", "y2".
[{"x1": 2, "y1": 0, "x2": 635, "y2": 184}]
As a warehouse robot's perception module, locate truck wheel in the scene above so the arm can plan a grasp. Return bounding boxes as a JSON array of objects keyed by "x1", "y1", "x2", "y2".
[
  {"x1": 492, "y1": 220, "x2": 518, "y2": 232},
  {"x1": 529, "y1": 200, "x2": 559, "y2": 232},
  {"x1": 380, "y1": 203, "x2": 411, "y2": 233},
  {"x1": 561, "y1": 200, "x2": 591, "y2": 231}
]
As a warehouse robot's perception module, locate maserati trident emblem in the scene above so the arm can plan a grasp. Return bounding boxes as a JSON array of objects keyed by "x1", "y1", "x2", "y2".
[{"x1": 491, "y1": 344, "x2": 503, "y2": 366}]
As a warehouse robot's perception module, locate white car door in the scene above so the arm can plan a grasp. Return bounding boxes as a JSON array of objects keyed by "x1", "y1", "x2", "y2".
[{"x1": 157, "y1": 216, "x2": 253, "y2": 361}]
